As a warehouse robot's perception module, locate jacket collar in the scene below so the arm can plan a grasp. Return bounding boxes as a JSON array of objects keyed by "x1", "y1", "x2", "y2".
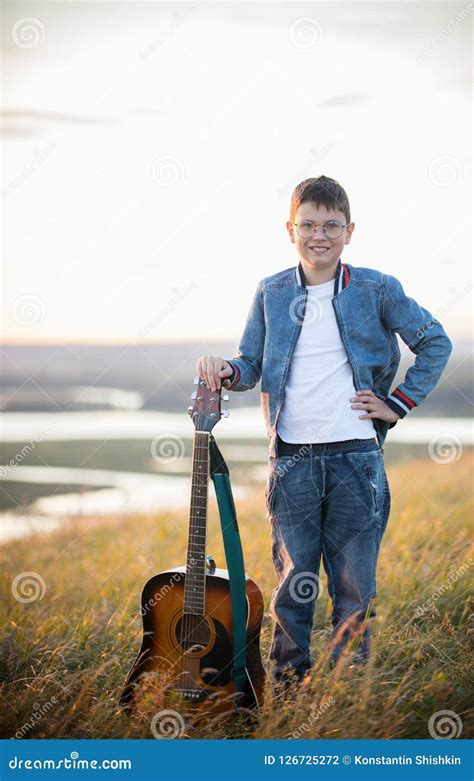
[{"x1": 296, "y1": 258, "x2": 350, "y2": 296}]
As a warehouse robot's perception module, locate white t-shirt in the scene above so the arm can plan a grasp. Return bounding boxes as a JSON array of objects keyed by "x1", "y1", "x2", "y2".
[{"x1": 276, "y1": 278, "x2": 377, "y2": 443}]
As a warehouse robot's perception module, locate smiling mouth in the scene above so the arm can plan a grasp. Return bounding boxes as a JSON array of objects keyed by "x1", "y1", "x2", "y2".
[{"x1": 309, "y1": 246, "x2": 330, "y2": 253}]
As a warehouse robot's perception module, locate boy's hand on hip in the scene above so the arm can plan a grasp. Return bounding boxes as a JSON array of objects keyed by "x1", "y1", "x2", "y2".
[{"x1": 350, "y1": 389, "x2": 401, "y2": 424}]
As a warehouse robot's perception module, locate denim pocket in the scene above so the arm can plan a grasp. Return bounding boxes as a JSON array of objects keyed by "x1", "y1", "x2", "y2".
[{"x1": 364, "y1": 461, "x2": 381, "y2": 513}]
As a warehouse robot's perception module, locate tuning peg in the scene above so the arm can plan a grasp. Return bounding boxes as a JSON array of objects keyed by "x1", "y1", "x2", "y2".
[
  {"x1": 187, "y1": 406, "x2": 193, "y2": 416},
  {"x1": 191, "y1": 391, "x2": 197, "y2": 399},
  {"x1": 222, "y1": 409, "x2": 229, "y2": 418},
  {"x1": 222, "y1": 393, "x2": 229, "y2": 401},
  {"x1": 193, "y1": 375, "x2": 200, "y2": 384}
]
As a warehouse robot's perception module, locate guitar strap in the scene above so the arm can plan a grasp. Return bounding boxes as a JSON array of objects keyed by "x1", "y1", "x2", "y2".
[{"x1": 208, "y1": 433, "x2": 247, "y2": 711}]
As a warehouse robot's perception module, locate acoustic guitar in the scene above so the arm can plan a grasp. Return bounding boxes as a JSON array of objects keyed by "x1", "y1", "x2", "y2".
[{"x1": 120, "y1": 377, "x2": 265, "y2": 723}]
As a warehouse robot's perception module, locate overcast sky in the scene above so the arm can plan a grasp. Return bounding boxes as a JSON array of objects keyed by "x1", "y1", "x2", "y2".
[{"x1": 2, "y1": 1, "x2": 472, "y2": 344}]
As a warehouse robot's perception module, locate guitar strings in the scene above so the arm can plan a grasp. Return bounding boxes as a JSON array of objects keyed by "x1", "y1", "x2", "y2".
[
  {"x1": 180, "y1": 422, "x2": 210, "y2": 695},
  {"x1": 185, "y1": 429, "x2": 208, "y2": 694},
  {"x1": 179, "y1": 429, "x2": 198, "y2": 691},
  {"x1": 181, "y1": 429, "x2": 198, "y2": 691},
  {"x1": 183, "y1": 429, "x2": 198, "y2": 692},
  {"x1": 192, "y1": 430, "x2": 209, "y2": 690}
]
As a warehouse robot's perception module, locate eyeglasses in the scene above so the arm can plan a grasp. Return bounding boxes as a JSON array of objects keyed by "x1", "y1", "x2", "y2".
[{"x1": 293, "y1": 219, "x2": 348, "y2": 239}]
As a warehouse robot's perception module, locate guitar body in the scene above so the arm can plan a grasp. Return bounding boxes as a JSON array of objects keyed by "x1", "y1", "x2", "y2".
[{"x1": 120, "y1": 565, "x2": 266, "y2": 717}]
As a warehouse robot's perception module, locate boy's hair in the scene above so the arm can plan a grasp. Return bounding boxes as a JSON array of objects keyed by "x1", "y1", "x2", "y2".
[{"x1": 290, "y1": 175, "x2": 351, "y2": 225}]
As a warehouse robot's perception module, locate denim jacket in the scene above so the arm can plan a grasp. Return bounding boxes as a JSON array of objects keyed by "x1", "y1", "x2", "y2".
[{"x1": 223, "y1": 258, "x2": 453, "y2": 457}]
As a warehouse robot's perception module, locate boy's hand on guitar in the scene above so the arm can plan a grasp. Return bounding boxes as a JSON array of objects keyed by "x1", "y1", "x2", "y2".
[{"x1": 196, "y1": 356, "x2": 233, "y2": 392}]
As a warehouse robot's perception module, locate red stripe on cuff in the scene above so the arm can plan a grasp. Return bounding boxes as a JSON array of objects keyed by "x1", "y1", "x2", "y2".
[{"x1": 393, "y1": 388, "x2": 417, "y2": 408}]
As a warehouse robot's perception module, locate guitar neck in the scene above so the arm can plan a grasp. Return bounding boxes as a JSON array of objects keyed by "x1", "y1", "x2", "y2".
[{"x1": 184, "y1": 430, "x2": 210, "y2": 616}]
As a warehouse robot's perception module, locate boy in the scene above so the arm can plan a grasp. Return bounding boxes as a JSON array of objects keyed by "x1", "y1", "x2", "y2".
[{"x1": 196, "y1": 175, "x2": 453, "y2": 690}]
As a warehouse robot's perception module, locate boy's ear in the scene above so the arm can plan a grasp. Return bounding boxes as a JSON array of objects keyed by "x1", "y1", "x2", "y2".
[
  {"x1": 345, "y1": 222, "x2": 355, "y2": 244},
  {"x1": 286, "y1": 220, "x2": 296, "y2": 243}
]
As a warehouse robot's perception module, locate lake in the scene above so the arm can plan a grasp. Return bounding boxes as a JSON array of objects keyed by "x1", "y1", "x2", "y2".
[{"x1": 1, "y1": 408, "x2": 472, "y2": 542}]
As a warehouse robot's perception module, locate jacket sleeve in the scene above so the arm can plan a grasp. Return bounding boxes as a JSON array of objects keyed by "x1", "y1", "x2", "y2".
[
  {"x1": 222, "y1": 280, "x2": 265, "y2": 391},
  {"x1": 381, "y1": 273, "x2": 453, "y2": 420}
]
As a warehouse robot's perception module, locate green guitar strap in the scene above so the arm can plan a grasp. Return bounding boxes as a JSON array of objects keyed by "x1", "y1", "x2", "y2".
[{"x1": 209, "y1": 434, "x2": 247, "y2": 711}]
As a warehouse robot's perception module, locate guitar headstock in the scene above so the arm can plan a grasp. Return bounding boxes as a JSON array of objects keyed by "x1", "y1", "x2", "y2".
[{"x1": 187, "y1": 376, "x2": 230, "y2": 432}]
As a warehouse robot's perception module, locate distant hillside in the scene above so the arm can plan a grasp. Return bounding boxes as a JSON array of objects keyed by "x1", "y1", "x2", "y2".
[{"x1": 0, "y1": 340, "x2": 472, "y2": 415}]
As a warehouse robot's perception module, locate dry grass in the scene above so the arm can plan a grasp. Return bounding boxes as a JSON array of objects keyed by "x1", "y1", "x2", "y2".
[{"x1": 1, "y1": 452, "x2": 473, "y2": 740}]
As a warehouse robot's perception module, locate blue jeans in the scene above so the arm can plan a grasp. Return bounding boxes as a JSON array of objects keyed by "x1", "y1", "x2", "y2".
[{"x1": 266, "y1": 436, "x2": 391, "y2": 682}]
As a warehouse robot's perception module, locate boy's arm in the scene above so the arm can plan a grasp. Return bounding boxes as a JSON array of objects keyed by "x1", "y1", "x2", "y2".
[
  {"x1": 222, "y1": 280, "x2": 265, "y2": 391},
  {"x1": 381, "y1": 273, "x2": 453, "y2": 423}
]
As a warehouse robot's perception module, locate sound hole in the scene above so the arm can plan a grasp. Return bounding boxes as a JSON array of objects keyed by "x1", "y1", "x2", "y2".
[{"x1": 176, "y1": 613, "x2": 211, "y2": 653}]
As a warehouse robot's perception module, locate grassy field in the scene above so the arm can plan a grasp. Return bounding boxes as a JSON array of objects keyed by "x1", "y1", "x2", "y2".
[{"x1": 1, "y1": 451, "x2": 472, "y2": 740}]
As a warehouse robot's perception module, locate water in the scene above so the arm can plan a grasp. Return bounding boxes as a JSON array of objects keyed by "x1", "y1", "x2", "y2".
[
  {"x1": 1, "y1": 408, "x2": 471, "y2": 542},
  {"x1": 1, "y1": 408, "x2": 472, "y2": 444},
  {"x1": 0, "y1": 468, "x2": 249, "y2": 542}
]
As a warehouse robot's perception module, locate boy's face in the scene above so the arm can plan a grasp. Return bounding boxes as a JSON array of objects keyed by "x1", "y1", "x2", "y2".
[{"x1": 286, "y1": 202, "x2": 355, "y2": 271}]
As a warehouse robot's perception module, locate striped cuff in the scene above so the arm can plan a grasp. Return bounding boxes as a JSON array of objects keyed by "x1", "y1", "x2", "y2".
[
  {"x1": 383, "y1": 387, "x2": 417, "y2": 419},
  {"x1": 222, "y1": 360, "x2": 240, "y2": 390}
]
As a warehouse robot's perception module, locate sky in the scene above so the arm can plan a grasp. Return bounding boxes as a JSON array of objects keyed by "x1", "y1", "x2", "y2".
[{"x1": 2, "y1": 1, "x2": 472, "y2": 344}]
